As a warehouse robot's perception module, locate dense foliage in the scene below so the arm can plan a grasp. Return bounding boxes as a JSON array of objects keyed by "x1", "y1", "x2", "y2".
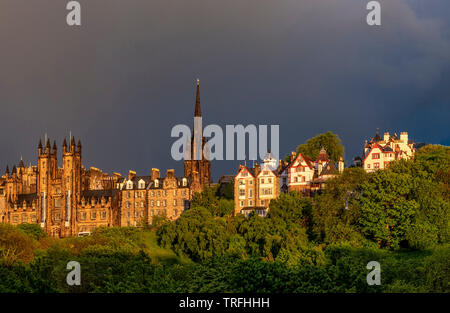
[
  {"x1": 0, "y1": 145, "x2": 448, "y2": 293},
  {"x1": 286, "y1": 131, "x2": 345, "y2": 163}
]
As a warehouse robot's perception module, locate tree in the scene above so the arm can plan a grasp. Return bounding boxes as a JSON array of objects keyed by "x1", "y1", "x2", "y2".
[
  {"x1": 311, "y1": 168, "x2": 368, "y2": 246},
  {"x1": 296, "y1": 131, "x2": 344, "y2": 163},
  {"x1": 358, "y1": 170, "x2": 418, "y2": 249}
]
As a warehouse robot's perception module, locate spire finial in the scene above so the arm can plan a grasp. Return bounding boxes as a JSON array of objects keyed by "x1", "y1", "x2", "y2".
[{"x1": 194, "y1": 78, "x2": 201, "y2": 117}]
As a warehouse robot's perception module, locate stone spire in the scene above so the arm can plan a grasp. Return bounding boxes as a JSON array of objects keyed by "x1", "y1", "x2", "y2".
[{"x1": 194, "y1": 78, "x2": 201, "y2": 117}]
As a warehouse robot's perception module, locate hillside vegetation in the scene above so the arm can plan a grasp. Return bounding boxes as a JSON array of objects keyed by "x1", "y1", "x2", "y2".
[{"x1": 0, "y1": 145, "x2": 448, "y2": 293}]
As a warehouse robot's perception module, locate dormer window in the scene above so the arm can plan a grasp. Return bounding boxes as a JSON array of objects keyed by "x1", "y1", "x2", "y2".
[
  {"x1": 182, "y1": 178, "x2": 187, "y2": 186},
  {"x1": 154, "y1": 179, "x2": 159, "y2": 188},
  {"x1": 126, "y1": 181, "x2": 133, "y2": 189},
  {"x1": 138, "y1": 180, "x2": 145, "y2": 189}
]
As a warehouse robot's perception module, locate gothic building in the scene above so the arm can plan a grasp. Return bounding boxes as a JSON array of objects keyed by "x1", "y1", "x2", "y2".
[{"x1": 0, "y1": 80, "x2": 212, "y2": 237}]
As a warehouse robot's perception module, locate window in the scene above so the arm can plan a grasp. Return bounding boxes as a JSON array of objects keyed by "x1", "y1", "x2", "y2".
[
  {"x1": 239, "y1": 180, "x2": 245, "y2": 186},
  {"x1": 54, "y1": 213, "x2": 60, "y2": 222},
  {"x1": 173, "y1": 199, "x2": 177, "y2": 206},
  {"x1": 163, "y1": 200, "x2": 167, "y2": 207},
  {"x1": 248, "y1": 189, "x2": 253, "y2": 197},
  {"x1": 239, "y1": 189, "x2": 245, "y2": 196},
  {"x1": 157, "y1": 200, "x2": 160, "y2": 207},
  {"x1": 13, "y1": 215, "x2": 18, "y2": 223},
  {"x1": 294, "y1": 177, "x2": 298, "y2": 183},
  {"x1": 126, "y1": 191, "x2": 130, "y2": 199},
  {"x1": 249, "y1": 200, "x2": 253, "y2": 206},
  {"x1": 150, "y1": 210, "x2": 154, "y2": 216},
  {"x1": 134, "y1": 202, "x2": 138, "y2": 208},
  {"x1": 127, "y1": 181, "x2": 133, "y2": 189},
  {"x1": 302, "y1": 176, "x2": 306, "y2": 182},
  {"x1": 91, "y1": 212, "x2": 96, "y2": 220},
  {"x1": 126, "y1": 211, "x2": 130, "y2": 218},
  {"x1": 139, "y1": 181, "x2": 145, "y2": 189},
  {"x1": 126, "y1": 202, "x2": 130, "y2": 209},
  {"x1": 240, "y1": 201, "x2": 244, "y2": 207},
  {"x1": 151, "y1": 201, "x2": 154, "y2": 207},
  {"x1": 31, "y1": 215, "x2": 36, "y2": 223},
  {"x1": 182, "y1": 190, "x2": 186, "y2": 196},
  {"x1": 154, "y1": 179, "x2": 159, "y2": 187},
  {"x1": 173, "y1": 209, "x2": 178, "y2": 216},
  {"x1": 268, "y1": 178, "x2": 272, "y2": 183},
  {"x1": 22, "y1": 214, "x2": 27, "y2": 223},
  {"x1": 173, "y1": 190, "x2": 177, "y2": 196},
  {"x1": 372, "y1": 153, "x2": 380, "y2": 159},
  {"x1": 249, "y1": 180, "x2": 252, "y2": 185},
  {"x1": 374, "y1": 162, "x2": 380, "y2": 169},
  {"x1": 260, "y1": 178, "x2": 264, "y2": 184},
  {"x1": 135, "y1": 191, "x2": 138, "y2": 198},
  {"x1": 140, "y1": 201, "x2": 145, "y2": 208},
  {"x1": 182, "y1": 178, "x2": 187, "y2": 186},
  {"x1": 151, "y1": 191, "x2": 154, "y2": 197},
  {"x1": 367, "y1": 164, "x2": 371, "y2": 169},
  {"x1": 140, "y1": 210, "x2": 145, "y2": 217},
  {"x1": 54, "y1": 198, "x2": 62, "y2": 208},
  {"x1": 81, "y1": 212, "x2": 86, "y2": 220},
  {"x1": 135, "y1": 211, "x2": 139, "y2": 218},
  {"x1": 157, "y1": 191, "x2": 161, "y2": 197},
  {"x1": 101, "y1": 211, "x2": 106, "y2": 220}
]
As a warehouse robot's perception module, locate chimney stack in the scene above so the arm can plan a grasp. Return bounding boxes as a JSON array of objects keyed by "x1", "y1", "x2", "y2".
[{"x1": 151, "y1": 168, "x2": 160, "y2": 180}]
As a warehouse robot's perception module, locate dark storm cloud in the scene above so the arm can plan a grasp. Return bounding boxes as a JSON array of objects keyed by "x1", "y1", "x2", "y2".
[{"x1": 0, "y1": 0, "x2": 449, "y2": 180}]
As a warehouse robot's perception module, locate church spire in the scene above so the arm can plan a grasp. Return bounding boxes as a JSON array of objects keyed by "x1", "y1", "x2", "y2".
[{"x1": 194, "y1": 78, "x2": 201, "y2": 117}]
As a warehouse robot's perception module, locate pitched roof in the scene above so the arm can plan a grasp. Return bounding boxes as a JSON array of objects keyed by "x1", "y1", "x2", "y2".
[
  {"x1": 16, "y1": 193, "x2": 38, "y2": 204},
  {"x1": 320, "y1": 162, "x2": 338, "y2": 176},
  {"x1": 82, "y1": 189, "x2": 119, "y2": 200},
  {"x1": 316, "y1": 148, "x2": 329, "y2": 162},
  {"x1": 218, "y1": 175, "x2": 234, "y2": 184}
]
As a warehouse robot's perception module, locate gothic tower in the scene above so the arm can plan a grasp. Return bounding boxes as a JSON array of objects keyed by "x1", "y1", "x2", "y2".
[
  {"x1": 60, "y1": 137, "x2": 82, "y2": 237},
  {"x1": 184, "y1": 79, "x2": 211, "y2": 188},
  {"x1": 37, "y1": 138, "x2": 56, "y2": 233}
]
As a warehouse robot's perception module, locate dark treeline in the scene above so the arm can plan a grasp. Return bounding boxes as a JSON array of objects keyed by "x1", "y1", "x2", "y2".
[{"x1": 0, "y1": 145, "x2": 448, "y2": 293}]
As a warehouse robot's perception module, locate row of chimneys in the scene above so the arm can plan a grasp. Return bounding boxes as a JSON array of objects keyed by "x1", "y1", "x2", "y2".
[
  {"x1": 383, "y1": 131, "x2": 408, "y2": 142},
  {"x1": 127, "y1": 168, "x2": 175, "y2": 181}
]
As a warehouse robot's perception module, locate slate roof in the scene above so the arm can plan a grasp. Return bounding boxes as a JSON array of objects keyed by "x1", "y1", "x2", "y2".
[
  {"x1": 320, "y1": 162, "x2": 338, "y2": 176},
  {"x1": 82, "y1": 189, "x2": 119, "y2": 201}
]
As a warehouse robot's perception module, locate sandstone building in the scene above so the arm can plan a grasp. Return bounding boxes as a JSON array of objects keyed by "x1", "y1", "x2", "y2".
[
  {"x1": 358, "y1": 131, "x2": 415, "y2": 172},
  {"x1": 0, "y1": 81, "x2": 210, "y2": 237},
  {"x1": 234, "y1": 148, "x2": 343, "y2": 217}
]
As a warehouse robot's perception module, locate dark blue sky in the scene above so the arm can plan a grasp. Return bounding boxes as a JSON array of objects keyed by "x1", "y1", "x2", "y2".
[{"x1": 1, "y1": 0, "x2": 449, "y2": 181}]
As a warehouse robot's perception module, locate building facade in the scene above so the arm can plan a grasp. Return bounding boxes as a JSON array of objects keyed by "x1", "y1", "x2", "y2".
[
  {"x1": 0, "y1": 81, "x2": 211, "y2": 237},
  {"x1": 234, "y1": 148, "x2": 344, "y2": 217},
  {"x1": 361, "y1": 131, "x2": 415, "y2": 172}
]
